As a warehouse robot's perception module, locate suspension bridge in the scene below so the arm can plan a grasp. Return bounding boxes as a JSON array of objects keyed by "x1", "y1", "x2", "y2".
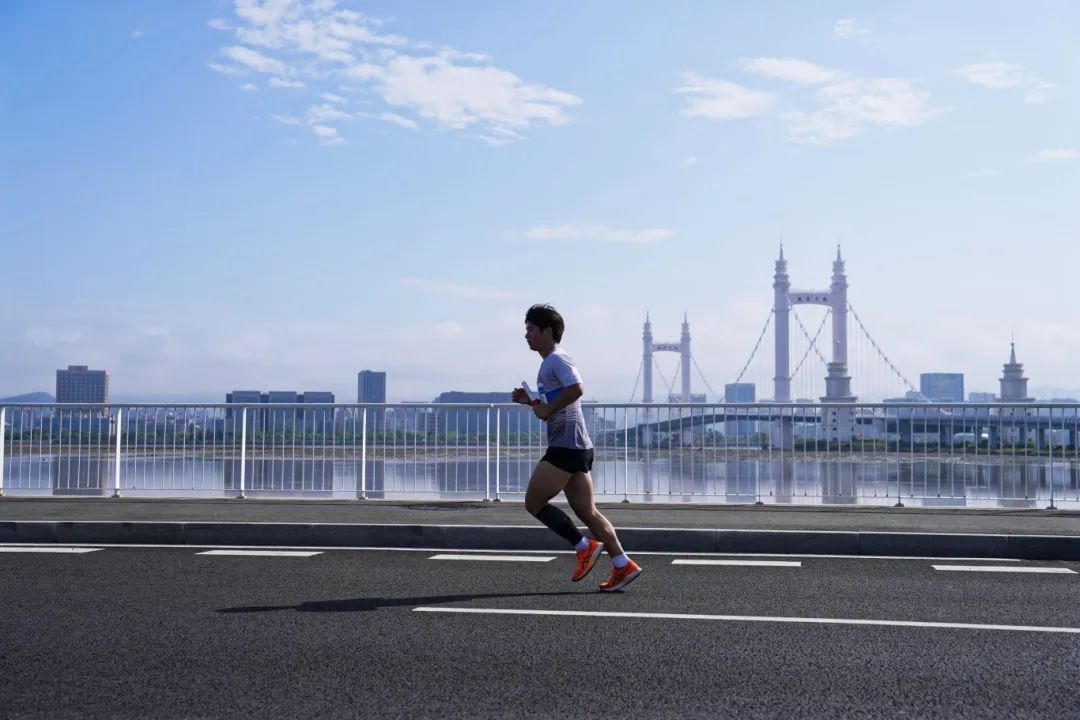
[{"x1": 614, "y1": 247, "x2": 1041, "y2": 448}]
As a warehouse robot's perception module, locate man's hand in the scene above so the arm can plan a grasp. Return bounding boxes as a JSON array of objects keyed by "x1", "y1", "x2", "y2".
[{"x1": 511, "y1": 387, "x2": 530, "y2": 405}]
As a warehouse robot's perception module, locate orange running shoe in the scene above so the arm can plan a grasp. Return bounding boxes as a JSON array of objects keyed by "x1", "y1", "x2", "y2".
[
  {"x1": 571, "y1": 539, "x2": 604, "y2": 582},
  {"x1": 599, "y1": 559, "x2": 642, "y2": 592}
]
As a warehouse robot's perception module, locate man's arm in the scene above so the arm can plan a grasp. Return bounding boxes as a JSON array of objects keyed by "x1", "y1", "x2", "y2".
[{"x1": 535, "y1": 383, "x2": 583, "y2": 420}]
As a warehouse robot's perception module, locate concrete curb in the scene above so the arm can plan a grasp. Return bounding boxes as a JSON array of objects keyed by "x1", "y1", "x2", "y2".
[{"x1": 2, "y1": 521, "x2": 1080, "y2": 560}]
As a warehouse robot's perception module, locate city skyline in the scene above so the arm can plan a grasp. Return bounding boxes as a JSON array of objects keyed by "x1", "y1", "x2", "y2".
[
  {"x1": 7, "y1": 338, "x2": 1080, "y2": 405},
  {"x1": 2, "y1": 1, "x2": 1077, "y2": 402}
]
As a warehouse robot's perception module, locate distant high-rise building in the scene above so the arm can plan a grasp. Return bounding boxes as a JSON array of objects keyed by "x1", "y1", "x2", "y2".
[
  {"x1": 226, "y1": 390, "x2": 265, "y2": 433},
  {"x1": 432, "y1": 391, "x2": 540, "y2": 435},
  {"x1": 225, "y1": 390, "x2": 334, "y2": 434},
  {"x1": 358, "y1": 370, "x2": 387, "y2": 403},
  {"x1": 724, "y1": 383, "x2": 756, "y2": 436},
  {"x1": 359, "y1": 371, "x2": 388, "y2": 433},
  {"x1": 920, "y1": 373, "x2": 964, "y2": 402},
  {"x1": 265, "y1": 391, "x2": 300, "y2": 432},
  {"x1": 301, "y1": 391, "x2": 335, "y2": 432},
  {"x1": 56, "y1": 365, "x2": 109, "y2": 403},
  {"x1": 968, "y1": 392, "x2": 997, "y2": 402},
  {"x1": 724, "y1": 383, "x2": 756, "y2": 403}
]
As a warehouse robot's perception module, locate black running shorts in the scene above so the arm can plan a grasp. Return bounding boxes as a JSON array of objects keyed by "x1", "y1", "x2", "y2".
[{"x1": 540, "y1": 447, "x2": 594, "y2": 474}]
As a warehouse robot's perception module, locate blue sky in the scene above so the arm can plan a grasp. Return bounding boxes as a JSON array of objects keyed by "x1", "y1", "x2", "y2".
[{"x1": 1, "y1": 1, "x2": 1077, "y2": 402}]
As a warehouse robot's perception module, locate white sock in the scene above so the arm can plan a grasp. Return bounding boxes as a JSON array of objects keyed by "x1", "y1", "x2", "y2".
[
  {"x1": 575, "y1": 537, "x2": 591, "y2": 551},
  {"x1": 612, "y1": 553, "x2": 630, "y2": 568}
]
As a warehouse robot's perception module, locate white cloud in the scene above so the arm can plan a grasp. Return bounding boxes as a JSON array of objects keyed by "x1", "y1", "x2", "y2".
[
  {"x1": 271, "y1": 114, "x2": 302, "y2": 126},
  {"x1": 784, "y1": 78, "x2": 941, "y2": 144},
  {"x1": 525, "y1": 225, "x2": 674, "y2": 245},
  {"x1": 834, "y1": 19, "x2": 869, "y2": 39},
  {"x1": 1024, "y1": 80, "x2": 1055, "y2": 104},
  {"x1": 952, "y1": 62, "x2": 1055, "y2": 104},
  {"x1": 1030, "y1": 148, "x2": 1079, "y2": 163},
  {"x1": 208, "y1": 18, "x2": 231, "y2": 31},
  {"x1": 953, "y1": 62, "x2": 1025, "y2": 89},
  {"x1": 683, "y1": 156, "x2": 697, "y2": 167},
  {"x1": 357, "y1": 111, "x2": 420, "y2": 130},
  {"x1": 367, "y1": 53, "x2": 581, "y2": 135},
  {"x1": 311, "y1": 124, "x2": 343, "y2": 145},
  {"x1": 208, "y1": 62, "x2": 245, "y2": 76},
  {"x1": 210, "y1": 1, "x2": 580, "y2": 144},
  {"x1": 223, "y1": 45, "x2": 289, "y2": 76},
  {"x1": 240, "y1": 82, "x2": 259, "y2": 92},
  {"x1": 131, "y1": 29, "x2": 143, "y2": 39},
  {"x1": 398, "y1": 278, "x2": 518, "y2": 301},
  {"x1": 676, "y1": 73, "x2": 773, "y2": 120},
  {"x1": 233, "y1": 0, "x2": 406, "y2": 60},
  {"x1": 740, "y1": 57, "x2": 839, "y2": 85},
  {"x1": 307, "y1": 103, "x2": 349, "y2": 123},
  {"x1": 268, "y1": 77, "x2": 306, "y2": 89}
]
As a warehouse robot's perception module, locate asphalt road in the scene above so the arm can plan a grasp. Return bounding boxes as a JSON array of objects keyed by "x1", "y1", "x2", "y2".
[{"x1": 2, "y1": 545, "x2": 1078, "y2": 719}]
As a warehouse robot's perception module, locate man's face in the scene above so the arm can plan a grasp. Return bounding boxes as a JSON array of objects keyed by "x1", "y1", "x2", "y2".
[{"x1": 525, "y1": 323, "x2": 552, "y2": 351}]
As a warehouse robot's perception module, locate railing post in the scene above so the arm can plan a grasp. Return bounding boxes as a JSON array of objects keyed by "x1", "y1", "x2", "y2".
[
  {"x1": 359, "y1": 408, "x2": 367, "y2": 500},
  {"x1": 113, "y1": 408, "x2": 122, "y2": 497},
  {"x1": 622, "y1": 410, "x2": 630, "y2": 503},
  {"x1": 238, "y1": 408, "x2": 247, "y2": 499},
  {"x1": 484, "y1": 407, "x2": 491, "y2": 502},
  {"x1": 0, "y1": 407, "x2": 6, "y2": 497},
  {"x1": 493, "y1": 406, "x2": 501, "y2": 502}
]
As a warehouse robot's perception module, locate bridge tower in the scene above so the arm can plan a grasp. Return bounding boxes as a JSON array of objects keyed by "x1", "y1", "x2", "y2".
[
  {"x1": 642, "y1": 314, "x2": 693, "y2": 403},
  {"x1": 773, "y1": 246, "x2": 856, "y2": 441}
]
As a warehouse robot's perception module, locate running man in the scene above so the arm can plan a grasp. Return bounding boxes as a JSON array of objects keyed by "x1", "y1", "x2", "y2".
[{"x1": 511, "y1": 304, "x2": 642, "y2": 591}]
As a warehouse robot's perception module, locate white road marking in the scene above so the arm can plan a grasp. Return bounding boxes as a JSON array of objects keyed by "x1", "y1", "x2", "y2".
[
  {"x1": 932, "y1": 565, "x2": 1076, "y2": 574},
  {"x1": 0, "y1": 546, "x2": 101, "y2": 554},
  {"x1": 196, "y1": 557, "x2": 319, "y2": 561},
  {"x1": 672, "y1": 559, "x2": 801, "y2": 567},
  {"x1": 430, "y1": 554, "x2": 556, "y2": 562},
  {"x1": 413, "y1": 607, "x2": 1080, "y2": 634},
  {"x1": 0, "y1": 543, "x2": 1027, "y2": 562}
]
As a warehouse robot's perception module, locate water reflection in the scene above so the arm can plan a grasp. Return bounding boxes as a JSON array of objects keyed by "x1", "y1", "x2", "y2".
[{"x1": 0, "y1": 454, "x2": 1076, "y2": 507}]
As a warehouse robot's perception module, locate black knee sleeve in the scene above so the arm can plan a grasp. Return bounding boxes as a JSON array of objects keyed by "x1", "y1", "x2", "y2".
[{"x1": 533, "y1": 504, "x2": 584, "y2": 547}]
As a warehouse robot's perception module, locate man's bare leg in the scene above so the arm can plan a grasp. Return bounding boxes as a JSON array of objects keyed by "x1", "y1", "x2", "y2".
[
  {"x1": 565, "y1": 471, "x2": 624, "y2": 557},
  {"x1": 525, "y1": 461, "x2": 582, "y2": 546}
]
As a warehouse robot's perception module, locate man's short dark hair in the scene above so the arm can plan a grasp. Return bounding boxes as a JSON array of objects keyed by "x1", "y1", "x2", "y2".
[{"x1": 525, "y1": 304, "x2": 565, "y2": 343}]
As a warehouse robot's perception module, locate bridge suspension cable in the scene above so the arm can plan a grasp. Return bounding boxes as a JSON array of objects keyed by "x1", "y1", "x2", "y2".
[
  {"x1": 847, "y1": 300, "x2": 923, "y2": 397},
  {"x1": 627, "y1": 357, "x2": 644, "y2": 403},
  {"x1": 691, "y1": 355, "x2": 720, "y2": 402},
  {"x1": 788, "y1": 298, "x2": 829, "y2": 370},
  {"x1": 790, "y1": 307, "x2": 831, "y2": 380},
  {"x1": 652, "y1": 356, "x2": 677, "y2": 400},
  {"x1": 732, "y1": 310, "x2": 773, "y2": 385}
]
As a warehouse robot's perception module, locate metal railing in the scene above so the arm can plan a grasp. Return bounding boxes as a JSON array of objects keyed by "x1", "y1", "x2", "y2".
[{"x1": 1, "y1": 402, "x2": 1078, "y2": 508}]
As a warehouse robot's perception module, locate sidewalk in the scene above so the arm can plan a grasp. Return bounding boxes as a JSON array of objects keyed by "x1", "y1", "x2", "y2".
[{"x1": 1, "y1": 497, "x2": 1078, "y2": 559}]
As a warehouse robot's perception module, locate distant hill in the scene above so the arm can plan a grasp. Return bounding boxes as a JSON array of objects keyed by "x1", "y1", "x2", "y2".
[{"x1": 0, "y1": 392, "x2": 54, "y2": 403}]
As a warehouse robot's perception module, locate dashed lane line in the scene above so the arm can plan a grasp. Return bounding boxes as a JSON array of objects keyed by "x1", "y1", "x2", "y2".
[
  {"x1": 932, "y1": 565, "x2": 1076, "y2": 574},
  {"x1": 0, "y1": 547, "x2": 102, "y2": 554},
  {"x1": 196, "y1": 557, "x2": 319, "y2": 561},
  {"x1": 672, "y1": 559, "x2": 801, "y2": 567},
  {"x1": 429, "y1": 554, "x2": 556, "y2": 562}
]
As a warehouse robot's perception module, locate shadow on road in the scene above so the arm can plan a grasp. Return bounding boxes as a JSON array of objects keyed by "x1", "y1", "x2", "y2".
[{"x1": 218, "y1": 591, "x2": 580, "y2": 614}]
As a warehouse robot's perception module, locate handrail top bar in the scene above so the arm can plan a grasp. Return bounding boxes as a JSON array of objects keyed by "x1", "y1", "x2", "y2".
[{"x1": 2, "y1": 402, "x2": 1079, "y2": 410}]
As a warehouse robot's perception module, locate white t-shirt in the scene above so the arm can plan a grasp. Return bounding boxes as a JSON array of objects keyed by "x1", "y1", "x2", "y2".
[{"x1": 537, "y1": 347, "x2": 592, "y2": 449}]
